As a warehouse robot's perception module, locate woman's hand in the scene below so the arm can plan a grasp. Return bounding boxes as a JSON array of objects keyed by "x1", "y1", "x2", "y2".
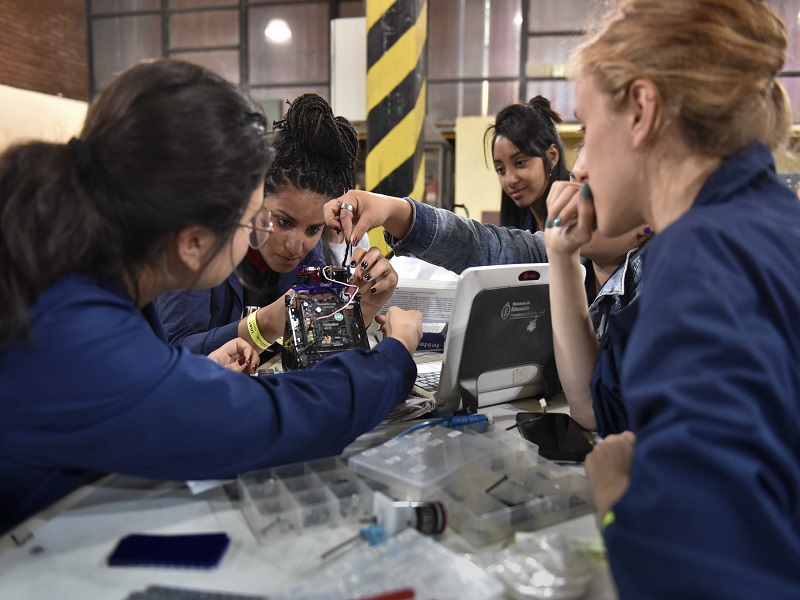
[
  {"x1": 585, "y1": 430, "x2": 636, "y2": 520},
  {"x1": 544, "y1": 181, "x2": 596, "y2": 258},
  {"x1": 323, "y1": 189, "x2": 413, "y2": 246},
  {"x1": 208, "y1": 337, "x2": 260, "y2": 374},
  {"x1": 236, "y1": 297, "x2": 286, "y2": 352},
  {"x1": 349, "y1": 246, "x2": 399, "y2": 323},
  {"x1": 374, "y1": 306, "x2": 423, "y2": 355}
]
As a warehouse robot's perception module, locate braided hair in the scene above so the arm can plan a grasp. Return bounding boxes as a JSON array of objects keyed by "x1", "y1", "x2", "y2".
[{"x1": 267, "y1": 93, "x2": 359, "y2": 199}]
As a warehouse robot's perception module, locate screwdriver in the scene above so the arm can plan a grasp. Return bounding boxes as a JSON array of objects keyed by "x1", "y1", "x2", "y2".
[{"x1": 320, "y1": 492, "x2": 447, "y2": 560}]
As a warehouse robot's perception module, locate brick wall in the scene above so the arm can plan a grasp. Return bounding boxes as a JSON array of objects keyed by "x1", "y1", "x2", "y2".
[{"x1": 0, "y1": 0, "x2": 88, "y2": 101}]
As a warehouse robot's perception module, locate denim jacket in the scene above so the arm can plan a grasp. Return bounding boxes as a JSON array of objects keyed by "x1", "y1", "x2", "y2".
[
  {"x1": 385, "y1": 199, "x2": 646, "y2": 331},
  {"x1": 588, "y1": 238, "x2": 650, "y2": 341},
  {"x1": 384, "y1": 199, "x2": 548, "y2": 273}
]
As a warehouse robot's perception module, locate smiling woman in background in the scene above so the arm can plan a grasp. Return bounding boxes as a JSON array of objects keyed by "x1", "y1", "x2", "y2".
[{"x1": 489, "y1": 95, "x2": 570, "y2": 233}]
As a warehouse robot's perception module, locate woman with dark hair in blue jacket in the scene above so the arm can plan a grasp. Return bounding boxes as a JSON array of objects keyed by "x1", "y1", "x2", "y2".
[{"x1": 0, "y1": 60, "x2": 422, "y2": 535}]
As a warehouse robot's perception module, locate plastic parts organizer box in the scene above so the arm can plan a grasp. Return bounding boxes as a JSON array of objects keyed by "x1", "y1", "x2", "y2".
[
  {"x1": 282, "y1": 528, "x2": 504, "y2": 600},
  {"x1": 347, "y1": 424, "x2": 595, "y2": 547},
  {"x1": 238, "y1": 456, "x2": 374, "y2": 542}
]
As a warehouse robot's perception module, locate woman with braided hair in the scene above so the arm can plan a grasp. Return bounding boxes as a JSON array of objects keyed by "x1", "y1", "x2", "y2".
[{"x1": 158, "y1": 93, "x2": 399, "y2": 356}]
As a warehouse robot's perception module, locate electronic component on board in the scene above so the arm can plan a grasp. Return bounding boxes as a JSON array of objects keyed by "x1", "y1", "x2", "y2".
[{"x1": 282, "y1": 265, "x2": 370, "y2": 370}]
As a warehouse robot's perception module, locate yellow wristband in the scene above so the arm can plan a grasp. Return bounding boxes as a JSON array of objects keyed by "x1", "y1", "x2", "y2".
[
  {"x1": 246, "y1": 310, "x2": 270, "y2": 350},
  {"x1": 602, "y1": 510, "x2": 616, "y2": 529}
]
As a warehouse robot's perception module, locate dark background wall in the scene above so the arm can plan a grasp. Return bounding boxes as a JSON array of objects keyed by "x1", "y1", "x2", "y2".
[{"x1": 0, "y1": 0, "x2": 88, "y2": 101}]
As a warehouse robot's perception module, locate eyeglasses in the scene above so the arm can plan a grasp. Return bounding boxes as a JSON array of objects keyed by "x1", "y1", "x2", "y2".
[{"x1": 241, "y1": 207, "x2": 273, "y2": 249}]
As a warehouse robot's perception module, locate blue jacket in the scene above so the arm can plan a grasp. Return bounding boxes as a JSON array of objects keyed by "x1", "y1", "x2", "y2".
[
  {"x1": 599, "y1": 142, "x2": 800, "y2": 598},
  {"x1": 587, "y1": 240, "x2": 648, "y2": 342},
  {"x1": 0, "y1": 274, "x2": 415, "y2": 534},
  {"x1": 157, "y1": 243, "x2": 324, "y2": 354}
]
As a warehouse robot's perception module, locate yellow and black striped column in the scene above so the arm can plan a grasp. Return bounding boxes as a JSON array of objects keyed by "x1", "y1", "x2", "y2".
[{"x1": 365, "y1": 0, "x2": 427, "y2": 203}]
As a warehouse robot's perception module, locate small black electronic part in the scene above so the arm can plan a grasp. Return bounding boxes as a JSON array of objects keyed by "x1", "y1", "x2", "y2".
[
  {"x1": 401, "y1": 500, "x2": 447, "y2": 535},
  {"x1": 282, "y1": 264, "x2": 369, "y2": 370},
  {"x1": 484, "y1": 475, "x2": 541, "y2": 508},
  {"x1": 342, "y1": 241, "x2": 352, "y2": 269}
]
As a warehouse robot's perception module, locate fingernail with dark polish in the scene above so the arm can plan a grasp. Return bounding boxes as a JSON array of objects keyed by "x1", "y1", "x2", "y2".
[
  {"x1": 545, "y1": 218, "x2": 553, "y2": 228},
  {"x1": 581, "y1": 183, "x2": 592, "y2": 199},
  {"x1": 370, "y1": 287, "x2": 377, "y2": 294},
  {"x1": 364, "y1": 273, "x2": 372, "y2": 281},
  {"x1": 553, "y1": 216, "x2": 562, "y2": 227},
  {"x1": 237, "y1": 357, "x2": 246, "y2": 366},
  {"x1": 361, "y1": 261, "x2": 369, "y2": 269},
  {"x1": 350, "y1": 260, "x2": 356, "y2": 268}
]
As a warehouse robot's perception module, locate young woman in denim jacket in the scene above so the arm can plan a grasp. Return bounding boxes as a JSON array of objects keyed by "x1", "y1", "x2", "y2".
[{"x1": 323, "y1": 149, "x2": 651, "y2": 433}]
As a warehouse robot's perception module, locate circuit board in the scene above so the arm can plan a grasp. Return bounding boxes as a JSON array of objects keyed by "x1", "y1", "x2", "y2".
[{"x1": 282, "y1": 286, "x2": 370, "y2": 370}]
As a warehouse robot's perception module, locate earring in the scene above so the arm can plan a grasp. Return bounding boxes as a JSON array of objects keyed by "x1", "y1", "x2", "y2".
[{"x1": 644, "y1": 226, "x2": 652, "y2": 234}]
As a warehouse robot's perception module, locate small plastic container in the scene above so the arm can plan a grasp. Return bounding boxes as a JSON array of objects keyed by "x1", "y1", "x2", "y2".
[
  {"x1": 238, "y1": 456, "x2": 374, "y2": 542},
  {"x1": 348, "y1": 425, "x2": 506, "y2": 500},
  {"x1": 347, "y1": 424, "x2": 595, "y2": 547},
  {"x1": 282, "y1": 528, "x2": 505, "y2": 600}
]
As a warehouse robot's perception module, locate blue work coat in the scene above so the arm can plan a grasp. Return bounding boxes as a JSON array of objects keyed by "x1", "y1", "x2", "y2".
[
  {"x1": 598, "y1": 142, "x2": 800, "y2": 598},
  {"x1": 0, "y1": 274, "x2": 415, "y2": 534}
]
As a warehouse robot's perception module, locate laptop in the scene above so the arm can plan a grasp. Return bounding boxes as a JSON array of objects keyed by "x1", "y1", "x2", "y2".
[{"x1": 411, "y1": 263, "x2": 564, "y2": 415}]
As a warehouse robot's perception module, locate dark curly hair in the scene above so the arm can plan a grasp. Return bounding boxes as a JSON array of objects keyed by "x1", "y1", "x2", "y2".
[{"x1": 267, "y1": 93, "x2": 359, "y2": 199}]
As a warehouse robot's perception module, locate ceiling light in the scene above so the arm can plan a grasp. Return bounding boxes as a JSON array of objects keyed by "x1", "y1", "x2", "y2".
[{"x1": 265, "y1": 19, "x2": 292, "y2": 44}]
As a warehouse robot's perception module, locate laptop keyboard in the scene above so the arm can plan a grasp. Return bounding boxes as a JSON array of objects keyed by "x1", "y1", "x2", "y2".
[{"x1": 414, "y1": 360, "x2": 442, "y2": 394}]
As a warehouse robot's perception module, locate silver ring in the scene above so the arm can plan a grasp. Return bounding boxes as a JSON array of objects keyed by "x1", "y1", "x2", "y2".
[{"x1": 339, "y1": 202, "x2": 355, "y2": 213}]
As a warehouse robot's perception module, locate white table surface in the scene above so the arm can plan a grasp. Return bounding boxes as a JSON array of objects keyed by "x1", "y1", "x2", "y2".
[{"x1": 0, "y1": 397, "x2": 616, "y2": 600}]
